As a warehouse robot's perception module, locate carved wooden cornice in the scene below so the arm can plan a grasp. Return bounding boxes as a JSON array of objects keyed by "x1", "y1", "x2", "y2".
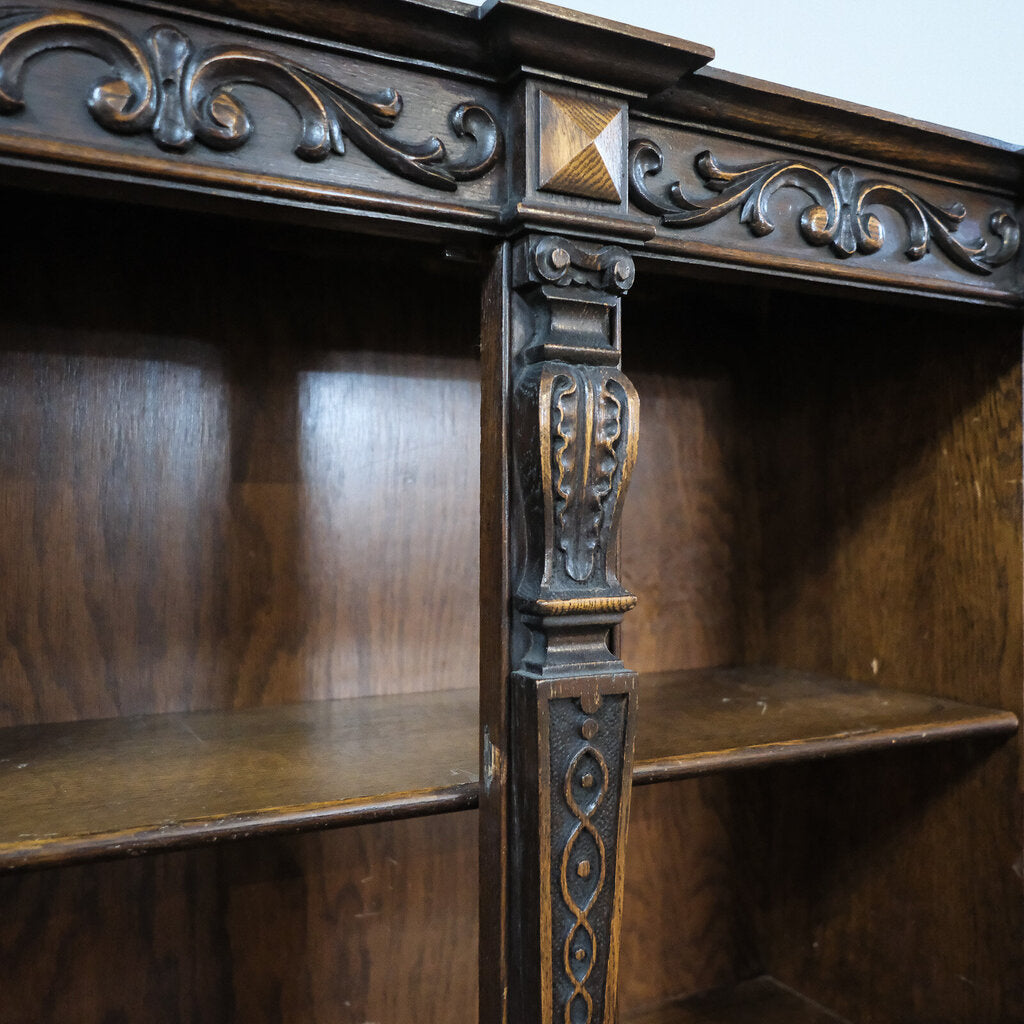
[
  {"x1": 0, "y1": 7, "x2": 502, "y2": 190},
  {"x1": 0, "y1": 0, "x2": 1016, "y2": 304},
  {"x1": 629, "y1": 140, "x2": 1020, "y2": 276}
]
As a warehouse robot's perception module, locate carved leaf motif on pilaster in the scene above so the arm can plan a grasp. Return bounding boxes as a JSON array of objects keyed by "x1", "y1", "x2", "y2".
[{"x1": 518, "y1": 362, "x2": 638, "y2": 617}]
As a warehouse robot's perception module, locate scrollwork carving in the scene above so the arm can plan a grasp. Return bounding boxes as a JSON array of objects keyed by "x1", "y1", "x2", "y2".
[
  {"x1": 530, "y1": 235, "x2": 635, "y2": 294},
  {"x1": 629, "y1": 139, "x2": 1020, "y2": 275},
  {"x1": 0, "y1": 7, "x2": 502, "y2": 190},
  {"x1": 549, "y1": 690, "x2": 627, "y2": 1024}
]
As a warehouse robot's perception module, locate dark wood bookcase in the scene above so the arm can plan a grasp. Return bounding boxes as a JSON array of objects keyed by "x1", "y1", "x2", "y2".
[{"x1": 0, "y1": 2, "x2": 1019, "y2": 1022}]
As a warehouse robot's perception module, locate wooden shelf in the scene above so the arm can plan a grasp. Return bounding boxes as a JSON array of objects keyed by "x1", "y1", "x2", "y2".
[
  {"x1": 632, "y1": 667, "x2": 1018, "y2": 783},
  {"x1": 1, "y1": 666, "x2": 1015, "y2": 871},
  {"x1": 0, "y1": 688, "x2": 478, "y2": 871},
  {"x1": 626, "y1": 976, "x2": 851, "y2": 1023}
]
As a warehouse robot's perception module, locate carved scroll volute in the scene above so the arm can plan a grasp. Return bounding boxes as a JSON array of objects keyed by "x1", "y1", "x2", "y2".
[{"x1": 508, "y1": 235, "x2": 640, "y2": 1024}]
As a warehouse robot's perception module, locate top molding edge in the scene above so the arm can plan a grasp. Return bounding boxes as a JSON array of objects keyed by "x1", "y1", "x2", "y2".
[
  {"x1": 143, "y1": 0, "x2": 1020, "y2": 192},
  {"x1": 152, "y1": 0, "x2": 713, "y2": 96},
  {"x1": 650, "y1": 68, "x2": 1024, "y2": 195},
  {"x1": 477, "y1": 0, "x2": 713, "y2": 94}
]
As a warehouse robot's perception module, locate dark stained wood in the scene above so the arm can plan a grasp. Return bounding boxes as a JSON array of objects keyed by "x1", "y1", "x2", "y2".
[
  {"x1": 633, "y1": 668, "x2": 1016, "y2": 782},
  {"x1": 479, "y1": 239, "x2": 513, "y2": 1024},
  {"x1": 0, "y1": 3, "x2": 1021, "y2": 1023},
  {"x1": 0, "y1": 812, "x2": 478, "y2": 1024},
  {"x1": 0, "y1": 2, "x2": 1017, "y2": 309},
  {"x1": 0, "y1": 689, "x2": 478, "y2": 870},
  {"x1": 479, "y1": 0, "x2": 712, "y2": 94},
  {"x1": 0, "y1": 8, "x2": 502, "y2": 190},
  {"x1": 0, "y1": 184, "x2": 483, "y2": 1024},
  {"x1": 618, "y1": 778, "x2": 761, "y2": 1015},
  {"x1": 653, "y1": 67, "x2": 1024, "y2": 192},
  {"x1": 627, "y1": 129, "x2": 1021, "y2": 304},
  {"x1": 621, "y1": 276, "x2": 1023, "y2": 1022},
  {"x1": 625, "y1": 976, "x2": 851, "y2": 1024},
  {"x1": 740, "y1": 288, "x2": 1024, "y2": 1023},
  {"x1": 758, "y1": 746, "x2": 1023, "y2": 1024},
  {"x1": 158, "y1": 0, "x2": 712, "y2": 97},
  {"x1": 0, "y1": 1, "x2": 508, "y2": 232},
  {"x1": 505, "y1": 235, "x2": 641, "y2": 1024},
  {"x1": 0, "y1": 663, "x2": 1011, "y2": 870},
  {"x1": 620, "y1": 279, "x2": 762, "y2": 675}
]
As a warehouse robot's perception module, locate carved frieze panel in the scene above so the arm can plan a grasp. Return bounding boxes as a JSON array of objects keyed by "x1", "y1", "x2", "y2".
[
  {"x1": 0, "y1": 1, "x2": 505, "y2": 219},
  {"x1": 627, "y1": 119, "x2": 1022, "y2": 301}
]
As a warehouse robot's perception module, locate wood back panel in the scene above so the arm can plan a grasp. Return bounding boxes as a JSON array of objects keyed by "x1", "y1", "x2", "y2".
[
  {"x1": 618, "y1": 275, "x2": 1022, "y2": 1019},
  {"x1": 1, "y1": 811, "x2": 478, "y2": 1023},
  {"x1": 0, "y1": 189, "x2": 483, "y2": 1023},
  {"x1": 620, "y1": 280, "x2": 764, "y2": 673},
  {"x1": 745, "y1": 292, "x2": 1023, "y2": 1023},
  {"x1": 618, "y1": 777, "x2": 762, "y2": 1016},
  {"x1": 0, "y1": 193, "x2": 480, "y2": 726}
]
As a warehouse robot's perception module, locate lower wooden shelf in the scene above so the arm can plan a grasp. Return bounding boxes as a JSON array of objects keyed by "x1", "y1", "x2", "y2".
[
  {"x1": 0, "y1": 688, "x2": 479, "y2": 870},
  {"x1": 632, "y1": 666, "x2": 1018, "y2": 782},
  {"x1": 625, "y1": 976, "x2": 851, "y2": 1024},
  {"x1": 0, "y1": 666, "x2": 1015, "y2": 870}
]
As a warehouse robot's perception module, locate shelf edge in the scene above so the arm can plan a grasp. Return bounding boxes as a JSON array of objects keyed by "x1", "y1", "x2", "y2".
[
  {"x1": 0, "y1": 782, "x2": 480, "y2": 873},
  {"x1": 632, "y1": 711, "x2": 1019, "y2": 785}
]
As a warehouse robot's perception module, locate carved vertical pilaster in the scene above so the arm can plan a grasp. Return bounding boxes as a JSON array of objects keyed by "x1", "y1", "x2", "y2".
[{"x1": 508, "y1": 234, "x2": 639, "y2": 1024}]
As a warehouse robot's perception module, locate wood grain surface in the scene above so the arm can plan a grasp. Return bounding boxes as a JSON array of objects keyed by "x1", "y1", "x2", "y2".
[
  {"x1": 0, "y1": 20, "x2": 1019, "y2": 1017},
  {"x1": 0, "y1": 689, "x2": 478, "y2": 869},
  {"x1": 0, "y1": 188, "x2": 483, "y2": 1023},
  {"x1": 0, "y1": 811, "x2": 478, "y2": 1024},
  {"x1": 0, "y1": 192, "x2": 480, "y2": 727},
  {"x1": 632, "y1": 667, "x2": 1016, "y2": 781},
  {"x1": 620, "y1": 275, "x2": 1023, "y2": 1022},
  {"x1": 478, "y1": 241, "x2": 513, "y2": 1024},
  {"x1": 625, "y1": 975, "x2": 851, "y2": 1024},
  {"x1": 618, "y1": 777, "x2": 762, "y2": 1014},
  {"x1": 743, "y1": 292, "x2": 1024, "y2": 1023},
  {"x1": 1, "y1": 663, "x2": 1009, "y2": 870}
]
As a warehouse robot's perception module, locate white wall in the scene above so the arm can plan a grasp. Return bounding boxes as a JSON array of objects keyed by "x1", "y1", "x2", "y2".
[{"x1": 474, "y1": 0, "x2": 1024, "y2": 145}]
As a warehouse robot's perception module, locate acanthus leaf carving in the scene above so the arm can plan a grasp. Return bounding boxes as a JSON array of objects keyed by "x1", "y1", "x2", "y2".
[
  {"x1": 629, "y1": 139, "x2": 1020, "y2": 276},
  {"x1": 516, "y1": 361, "x2": 638, "y2": 617},
  {"x1": 0, "y1": 7, "x2": 502, "y2": 190},
  {"x1": 0, "y1": 9, "x2": 159, "y2": 131}
]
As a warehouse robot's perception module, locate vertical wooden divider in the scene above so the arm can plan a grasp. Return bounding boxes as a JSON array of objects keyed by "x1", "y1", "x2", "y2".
[
  {"x1": 481, "y1": 240, "x2": 513, "y2": 1024},
  {"x1": 481, "y1": 233, "x2": 642, "y2": 1024}
]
